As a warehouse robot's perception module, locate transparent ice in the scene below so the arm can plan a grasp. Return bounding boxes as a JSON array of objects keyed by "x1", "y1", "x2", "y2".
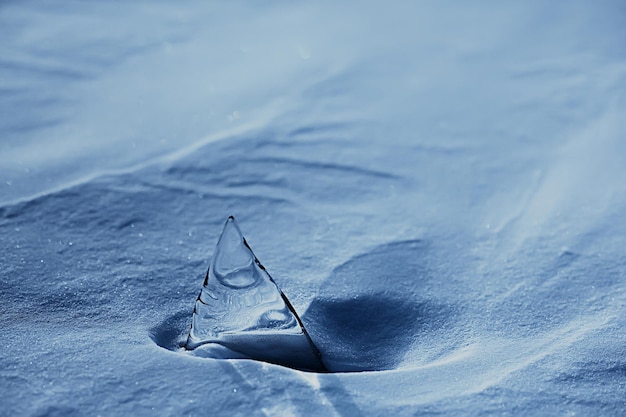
[{"x1": 185, "y1": 216, "x2": 325, "y2": 371}]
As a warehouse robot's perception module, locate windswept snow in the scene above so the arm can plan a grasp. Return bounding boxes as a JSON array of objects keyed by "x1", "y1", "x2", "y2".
[{"x1": 1, "y1": 1, "x2": 626, "y2": 416}]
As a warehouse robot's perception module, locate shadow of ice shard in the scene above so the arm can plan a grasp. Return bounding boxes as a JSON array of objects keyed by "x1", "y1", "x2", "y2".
[
  {"x1": 303, "y1": 240, "x2": 457, "y2": 372},
  {"x1": 185, "y1": 216, "x2": 326, "y2": 372}
]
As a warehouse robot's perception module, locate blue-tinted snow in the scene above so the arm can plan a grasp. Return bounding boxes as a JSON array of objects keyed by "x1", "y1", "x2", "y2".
[{"x1": 1, "y1": 1, "x2": 626, "y2": 416}]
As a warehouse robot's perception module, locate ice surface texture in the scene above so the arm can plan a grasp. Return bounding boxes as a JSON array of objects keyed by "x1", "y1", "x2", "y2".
[{"x1": 185, "y1": 216, "x2": 326, "y2": 372}]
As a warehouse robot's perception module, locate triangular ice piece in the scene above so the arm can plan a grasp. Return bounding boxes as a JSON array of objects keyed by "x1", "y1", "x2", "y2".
[{"x1": 185, "y1": 216, "x2": 326, "y2": 372}]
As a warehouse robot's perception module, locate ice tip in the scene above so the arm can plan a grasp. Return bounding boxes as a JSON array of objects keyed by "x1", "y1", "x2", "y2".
[
  {"x1": 220, "y1": 215, "x2": 243, "y2": 239},
  {"x1": 224, "y1": 215, "x2": 240, "y2": 229},
  {"x1": 223, "y1": 215, "x2": 239, "y2": 229}
]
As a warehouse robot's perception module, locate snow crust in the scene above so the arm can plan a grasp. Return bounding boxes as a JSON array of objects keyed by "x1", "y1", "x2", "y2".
[{"x1": 1, "y1": 1, "x2": 626, "y2": 416}]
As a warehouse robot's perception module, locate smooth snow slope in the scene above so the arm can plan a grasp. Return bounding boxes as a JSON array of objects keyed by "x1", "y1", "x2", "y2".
[{"x1": 1, "y1": 1, "x2": 626, "y2": 416}]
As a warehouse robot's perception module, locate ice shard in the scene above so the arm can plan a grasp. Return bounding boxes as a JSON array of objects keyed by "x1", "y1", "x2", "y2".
[{"x1": 185, "y1": 216, "x2": 326, "y2": 372}]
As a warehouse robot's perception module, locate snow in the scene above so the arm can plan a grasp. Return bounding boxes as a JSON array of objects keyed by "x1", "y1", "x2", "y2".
[{"x1": 1, "y1": 1, "x2": 626, "y2": 416}]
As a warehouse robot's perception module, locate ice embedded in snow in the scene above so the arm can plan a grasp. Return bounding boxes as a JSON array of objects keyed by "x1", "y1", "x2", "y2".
[{"x1": 185, "y1": 216, "x2": 326, "y2": 372}]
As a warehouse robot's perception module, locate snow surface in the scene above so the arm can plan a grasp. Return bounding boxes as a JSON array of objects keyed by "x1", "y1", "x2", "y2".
[{"x1": 1, "y1": 1, "x2": 626, "y2": 416}]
